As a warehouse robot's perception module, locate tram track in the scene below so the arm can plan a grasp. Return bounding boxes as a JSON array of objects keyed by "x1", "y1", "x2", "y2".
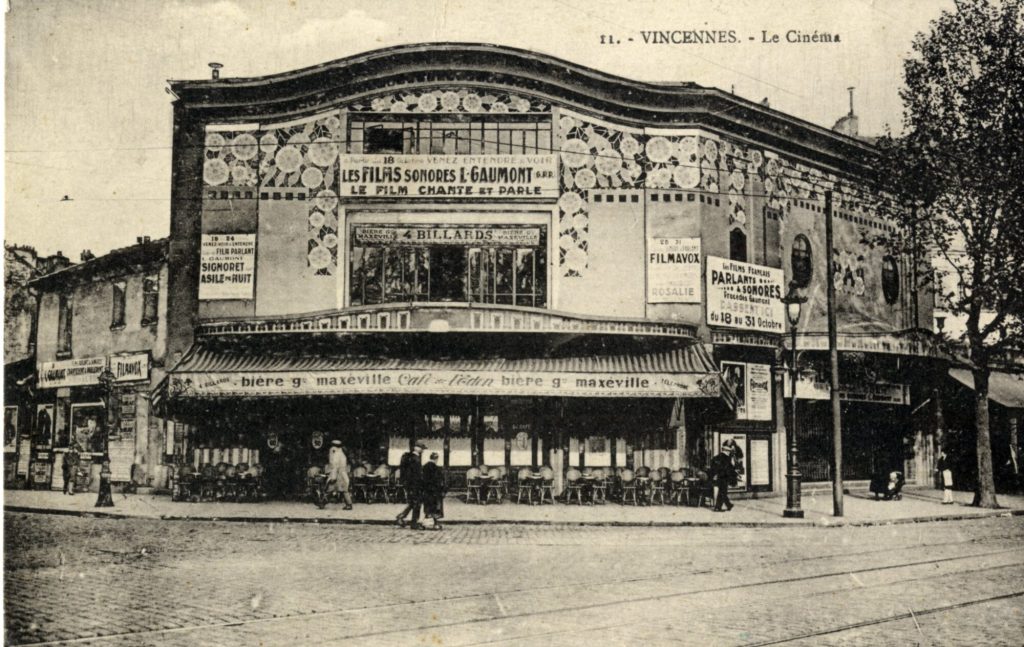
[
  {"x1": 14, "y1": 542, "x2": 1023, "y2": 646},
  {"x1": 740, "y1": 589, "x2": 1024, "y2": 646}
]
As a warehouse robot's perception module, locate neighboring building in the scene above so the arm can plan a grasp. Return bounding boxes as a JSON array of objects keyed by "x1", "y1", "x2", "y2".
[
  {"x1": 158, "y1": 44, "x2": 938, "y2": 498},
  {"x1": 4, "y1": 245, "x2": 71, "y2": 485},
  {"x1": 27, "y1": 237, "x2": 170, "y2": 490}
]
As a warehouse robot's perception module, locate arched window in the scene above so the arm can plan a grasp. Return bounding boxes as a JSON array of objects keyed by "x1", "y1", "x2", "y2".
[
  {"x1": 791, "y1": 235, "x2": 812, "y2": 287},
  {"x1": 882, "y1": 256, "x2": 900, "y2": 304},
  {"x1": 729, "y1": 228, "x2": 748, "y2": 263}
]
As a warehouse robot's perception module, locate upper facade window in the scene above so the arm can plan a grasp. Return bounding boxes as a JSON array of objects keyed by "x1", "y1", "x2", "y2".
[
  {"x1": 791, "y1": 235, "x2": 813, "y2": 288},
  {"x1": 882, "y1": 256, "x2": 900, "y2": 304},
  {"x1": 111, "y1": 281, "x2": 126, "y2": 328},
  {"x1": 349, "y1": 116, "x2": 552, "y2": 156},
  {"x1": 142, "y1": 275, "x2": 159, "y2": 326},
  {"x1": 57, "y1": 294, "x2": 72, "y2": 355},
  {"x1": 729, "y1": 229, "x2": 748, "y2": 263}
]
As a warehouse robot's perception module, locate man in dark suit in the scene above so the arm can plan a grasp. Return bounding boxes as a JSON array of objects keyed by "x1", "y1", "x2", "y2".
[
  {"x1": 709, "y1": 446, "x2": 737, "y2": 511},
  {"x1": 395, "y1": 442, "x2": 426, "y2": 529}
]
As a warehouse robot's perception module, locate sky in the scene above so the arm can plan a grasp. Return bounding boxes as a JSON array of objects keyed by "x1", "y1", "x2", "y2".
[{"x1": 4, "y1": 0, "x2": 955, "y2": 258}]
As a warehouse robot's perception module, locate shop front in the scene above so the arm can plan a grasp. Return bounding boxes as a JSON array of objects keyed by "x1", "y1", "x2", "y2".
[
  {"x1": 160, "y1": 325, "x2": 734, "y2": 496},
  {"x1": 34, "y1": 352, "x2": 153, "y2": 490}
]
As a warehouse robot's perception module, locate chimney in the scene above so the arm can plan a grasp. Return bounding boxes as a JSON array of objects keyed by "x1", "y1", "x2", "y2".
[
  {"x1": 832, "y1": 87, "x2": 859, "y2": 137},
  {"x1": 80, "y1": 250, "x2": 95, "y2": 262},
  {"x1": 209, "y1": 62, "x2": 223, "y2": 80}
]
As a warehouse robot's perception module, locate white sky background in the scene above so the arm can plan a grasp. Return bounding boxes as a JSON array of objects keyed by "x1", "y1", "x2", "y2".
[{"x1": 5, "y1": 0, "x2": 953, "y2": 257}]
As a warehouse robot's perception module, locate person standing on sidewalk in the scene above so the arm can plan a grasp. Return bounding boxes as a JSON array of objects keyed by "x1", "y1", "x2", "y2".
[
  {"x1": 937, "y1": 450, "x2": 954, "y2": 504},
  {"x1": 709, "y1": 446, "x2": 737, "y2": 512},
  {"x1": 421, "y1": 451, "x2": 446, "y2": 531},
  {"x1": 326, "y1": 440, "x2": 354, "y2": 510},
  {"x1": 62, "y1": 443, "x2": 81, "y2": 495},
  {"x1": 395, "y1": 442, "x2": 426, "y2": 529}
]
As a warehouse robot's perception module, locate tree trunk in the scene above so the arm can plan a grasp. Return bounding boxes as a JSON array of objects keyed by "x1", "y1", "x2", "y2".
[{"x1": 972, "y1": 367, "x2": 999, "y2": 508}]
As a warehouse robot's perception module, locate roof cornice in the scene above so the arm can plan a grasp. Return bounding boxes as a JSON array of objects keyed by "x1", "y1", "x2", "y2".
[{"x1": 169, "y1": 43, "x2": 876, "y2": 177}]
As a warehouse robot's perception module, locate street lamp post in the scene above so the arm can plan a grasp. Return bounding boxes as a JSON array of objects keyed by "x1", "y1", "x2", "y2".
[{"x1": 781, "y1": 282, "x2": 807, "y2": 519}]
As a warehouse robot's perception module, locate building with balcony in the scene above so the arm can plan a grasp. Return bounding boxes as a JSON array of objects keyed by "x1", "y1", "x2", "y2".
[{"x1": 158, "y1": 43, "x2": 938, "y2": 497}]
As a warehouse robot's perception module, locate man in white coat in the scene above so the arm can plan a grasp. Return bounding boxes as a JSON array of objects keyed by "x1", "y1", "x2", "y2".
[{"x1": 327, "y1": 440, "x2": 354, "y2": 510}]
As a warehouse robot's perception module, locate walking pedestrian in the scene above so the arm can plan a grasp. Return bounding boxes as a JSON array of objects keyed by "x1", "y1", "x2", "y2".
[
  {"x1": 326, "y1": 440, "x2": 354, "y2": 510},
  {"x1": 62, "y1": 443, "x2": 81, "y2": 495},
  {"x1": 395, "y1": 442, "x2": 426, "y2": 529},
  {"x1": 937, "y1": 450, "x2": 954, "y2": 504},
  {"x1": 709, "y1": 446, "x2": 737, "y2": 512},
  {"x1": 421, "y1": 452, "x2": 446, "y2": 531}
]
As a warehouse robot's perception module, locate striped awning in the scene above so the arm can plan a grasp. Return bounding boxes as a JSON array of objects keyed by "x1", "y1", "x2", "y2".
[{"x1": 158, "y1": 342, "x2": 734, "y2": 404}]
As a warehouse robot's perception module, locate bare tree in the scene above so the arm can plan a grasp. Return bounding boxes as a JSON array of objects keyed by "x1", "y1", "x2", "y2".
[{"x1": 876, "y1": 0, "x2": 1023, "y2": 507}]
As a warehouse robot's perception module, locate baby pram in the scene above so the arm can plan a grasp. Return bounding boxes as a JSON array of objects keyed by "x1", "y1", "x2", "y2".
[{"x1": 869, "y1": 471, "x2": 905, "y2": 500}]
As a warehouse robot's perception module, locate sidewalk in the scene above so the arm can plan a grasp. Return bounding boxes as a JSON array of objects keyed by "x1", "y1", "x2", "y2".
[{"x1": 6, "y1": 486, "x2": 1023, "y2": 527}]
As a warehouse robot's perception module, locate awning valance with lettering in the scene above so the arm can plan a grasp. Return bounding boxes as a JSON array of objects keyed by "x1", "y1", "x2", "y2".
[
  {"x1": 159, "y1": 342, "x2": 735, "y2": 405},
  {"x1": 949, "y1": 368, "x2": 1024, "y2": 409}
]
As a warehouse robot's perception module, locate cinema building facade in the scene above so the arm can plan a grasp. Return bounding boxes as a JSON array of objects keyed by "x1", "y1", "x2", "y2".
[{"x1": 158, "y1": 44, "x2": 936, "y2": 496}]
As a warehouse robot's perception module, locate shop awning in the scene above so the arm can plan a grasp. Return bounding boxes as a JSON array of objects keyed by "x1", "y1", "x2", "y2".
[
  {"x1": 949, "y1": 368, "x2": 1024, "y2": 409},
  {"x1": 158, "y1": 342, "x2": 735, "y2": 405}
]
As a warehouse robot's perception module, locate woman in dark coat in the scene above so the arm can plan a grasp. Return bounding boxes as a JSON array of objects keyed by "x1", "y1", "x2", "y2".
[{"x1": 421, "y1": 452, "x2": 446, "y2": 530}]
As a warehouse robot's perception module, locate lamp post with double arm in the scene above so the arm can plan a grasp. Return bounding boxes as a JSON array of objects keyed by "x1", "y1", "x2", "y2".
[{"x1": 781, "y1": 282, "x2": 807, "y2": 518}]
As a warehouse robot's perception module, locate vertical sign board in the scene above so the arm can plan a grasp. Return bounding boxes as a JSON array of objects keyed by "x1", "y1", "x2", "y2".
[
  {"x1": 706, "y1": 256, "x2": 785, "y2": 334},
  {"x1": 647, "y1": 238, "x2": 702, "y2": 303},
  {"x1": 199, "y1": 234, "x2": 256, "y2": 300}
]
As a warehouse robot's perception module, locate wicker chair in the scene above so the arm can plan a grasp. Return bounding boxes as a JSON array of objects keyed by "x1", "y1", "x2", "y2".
[
  {"x1": 591, "y1": 468, "x2": 608, "y2": 504},
  {"x1": 649, "y1": 469, "x2": 666, "y2": 505},
  {"x1": 465, "y1": 467, "x2": 483, "y2": 504},
  {"x1": 514, "y1": 468, "x2": 534, "y2": 504},
  {"x1": 538, "y1": 466, "x2": 556, "y2": 504},
  {"x1": 350, "y1": 466, "x2": 369, "y2": 502},
  {"x1": 564, "y1": 468, "x2": 585, "y2": 505},
  {"x1": 371, "y1": 465, "x2": 391, "y2": 503},
  {"x1": 620, "y1": 468, "x2": 639, "y2": 505},
  {"x1": 485, "y1": 468, "x2": 504, "y2": 503}
]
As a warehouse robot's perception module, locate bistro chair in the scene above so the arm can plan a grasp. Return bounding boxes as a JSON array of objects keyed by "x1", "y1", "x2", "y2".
[
  {"x1": 171, "y1": 464, "x2": 197, "y2": 502},
  {"x1": 496, "y1": 466, "x2": 510, "y2": 499},
  {"x1": 390, "y1": 467, "x2": 407, "y2": 503},
  {"x1": 538, "y1": 466, "x2": 556, "y2": 504},
  {"x1": 515, "y1": 468, "x2": 534, "y2": 504},
  {"x1": 564, "y1": 468, "x2": 585, "y2": 505},
  {"x1": 465, "y1": 467, "x2": 483, "y2": 504},
  {"x1": 485, "y1": 468, "x2": 505, "y2": 503},
  {"x1": 372, "y1": 465, "x2": 392, "y2": 503},
  {"x1": 619, "y1": 468, "x2": 639, "y2": 506},
  {"x1": 351, "y1": 466, "x2": 369, "y2": 502},
  {"x1": 649, "y1": 469, "x2": 666, "y2": 505},
  {"x1": 199, "y1": 464, "x2": 219, "y2": 502},
  {"x1": 669, "y1": 470, "x2": 689, "y2": 506},
  {"x1": 636, "y1": 466, "x2": 651, "y2": 478},
  {"x1": 695, "y1": 470, "x2": 715, "y2": 508},
  {"x1": 657, "y1": 467, "x2": 671, "y2": 482},
  {"x1": 591, "y1": 468, "x2": 608, "y2": 504}
]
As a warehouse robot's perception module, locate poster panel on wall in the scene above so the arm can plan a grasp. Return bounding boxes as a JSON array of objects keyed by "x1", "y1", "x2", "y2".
[
  {"x1": 4, "y1": 407, "x2": 18, "y2": 453},
  {"x1": 746, "y1": 363, "x2": 772, "y2": 421},
  {"x1": 34, "y1": 404, "x2": 54, "y2": 448},
  {"x1": 705, "y1": 256, "x2": 785, "y2": 333},
  {"x1": 720, "y1": 362, "x2": 747, "y2": 419},
  {"x1": 199, "y1": 234, "x2": 256, "y2": 300},
  {"x1": 647, "y1": 238, "x2": 701, "y2": 303},
  {"x1": 749, "y1": 438, "x2": 771, "y2": 486},
  {"x1": 718, "y1": 433, "x2": 747, "y2": 489}
]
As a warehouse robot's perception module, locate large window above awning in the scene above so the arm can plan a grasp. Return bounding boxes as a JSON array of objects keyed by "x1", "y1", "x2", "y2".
[{"x1": 162, "y1": 342, "x2": 734, "y2": 403}]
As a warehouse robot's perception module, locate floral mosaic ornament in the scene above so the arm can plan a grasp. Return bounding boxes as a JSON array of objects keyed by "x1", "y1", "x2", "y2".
[
  {"x1": 832, "y1": 249, "x2": 867, "y2": 297},
  {"x1": 348, "y1": 89, "x2": 549, "y2": 114},
  {"x1": 203, "y1": 130, "x2": 259, "y2": 188},
  {"x1": 258, "y1": 112, "x2": 342, "y2": 276}
]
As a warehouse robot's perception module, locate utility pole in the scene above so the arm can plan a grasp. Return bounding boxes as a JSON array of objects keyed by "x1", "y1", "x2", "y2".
[{"x1": 825, "y1": 190, "x2": 844, "y2": 516}]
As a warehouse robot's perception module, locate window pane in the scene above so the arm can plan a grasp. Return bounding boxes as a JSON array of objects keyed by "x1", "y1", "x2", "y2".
[
  {"x1": 142, "y1": 276, "x2": 159, "y2": 324},
  {"x1": 364, "y1": 128, "x2": 404, "y2": 154},
  {"x1": 494, "y1": 249, "x2": 514, "y2": 304},
  {"x1": 515, "y1": 249, "x2": 535, "y2": 307},
  {"x1": 111, "y1": 282, "x2": 126, "y2": 327},
  {"x1": 362, "y1": 247, "x2": 383, "y2": 304},
  {"x1": 730, "y1": 229, "x2": 748, "y2": 262}
]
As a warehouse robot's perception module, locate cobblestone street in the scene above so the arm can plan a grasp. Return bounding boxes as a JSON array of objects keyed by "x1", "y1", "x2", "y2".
[{"x1": 5, "y1": 512, "x2": 1023, "y2": 646}]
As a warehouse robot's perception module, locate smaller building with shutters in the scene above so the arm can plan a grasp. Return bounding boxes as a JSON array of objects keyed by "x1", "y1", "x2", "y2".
[{"x1": 27, "y1": 237, "x2": 170, "y2": 491}]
